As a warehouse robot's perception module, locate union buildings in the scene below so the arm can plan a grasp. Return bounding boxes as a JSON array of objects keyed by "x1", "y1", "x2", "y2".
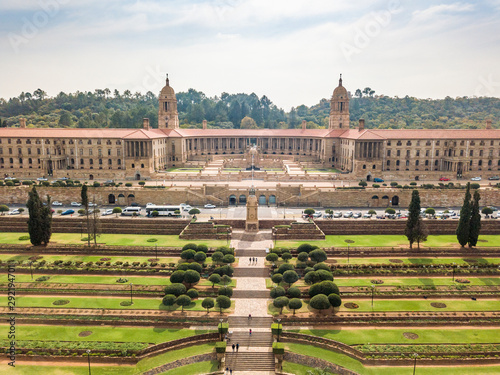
[{"x1": 1, "y1": 76, "x2": 498, "y2": 182}]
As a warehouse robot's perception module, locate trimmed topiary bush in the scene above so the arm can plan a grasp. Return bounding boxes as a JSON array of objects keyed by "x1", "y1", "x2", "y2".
[
  {"x1": 164, "y1": 283, "x2": 186, "y2": 297},
  {"x1": 328, "y1": 293, "x2": 342, "y2": 308},
  {"x1": 182, "y1": 243, "x2": 198, "y2": 251},
  {"x1": 287, "y1": 286, "x2": 301, "y2": 298},
  {"x1": 270, "y1": 286, "x2": 286, "y2": 299},
  {"x1": 186, "y1": 288, "x2": 199, "y2": 299},
  {"x1": 297, "y1": 243, "x2": 319, "y2": 254}
]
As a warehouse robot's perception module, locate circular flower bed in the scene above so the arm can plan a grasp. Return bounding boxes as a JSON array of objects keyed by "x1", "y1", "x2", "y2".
[
  {"x1": 78, "y1": 331, "x2": 93, "y2": 337},
  {"x1": 371, "y1": 279, "x2": 384, "y2": 284},
  {"x1": 389, "y1": 259, "x2": 403, "y2": 264},
  {"x1": 456, "y1": 278, "x2": 470, "y2": 284},
  {"x1": 147, "y1": 238, "x2": 158, "y2": 242},
  {"x1": 431, "y1": 302, "x2": 447, "y2": 308},
  {"x1": 120, "y1": 301, "x2": 133, "y2": 306},
  {"x1": 100, "y1": 257, "x2": 111, "y2": 261},
  {"x1": 116, "y1": 278, "x2": 128, "y2": 283},
  {"x1": 36, "y1": 276, "x2": 50, "y2": 282},
  {"x1": 53, "y1": 300, "x2": 70, "y2": 306},
  {"x1": 403, "y1": 332, "x2": 419, "y2": 340},
  {"x1": 344, "y1": 303, "x2": 359, "y2": 309}
]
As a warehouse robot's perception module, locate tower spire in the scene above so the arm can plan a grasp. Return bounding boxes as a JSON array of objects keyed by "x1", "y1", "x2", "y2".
[
  {"x1": 339, "y1": 73, "x2": 342, "y2": 86},
  {"x1": 166, "y1": 73, "x2": 169, "y2": 86}
]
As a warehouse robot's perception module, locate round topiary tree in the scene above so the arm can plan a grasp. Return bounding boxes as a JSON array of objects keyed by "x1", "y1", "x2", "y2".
[
  {"x1": 309, "y1": 249, "x2": 327, "y2": 264},
  {"x1": 358, "y1": 181, "x2": 367, "y2": 187},
  {"x1": 162, "y1": 294, "x2": 176, "y2": 307},
  {"x1": 211, "y1": 251, "x2": 224, "y2": 264},
  {"x1": 218, "y1": 286, "x2": 233, "y2": 297},
  {"x1": 317, "y1": 269, "x2": 334, "y2": 281},
  {"x1": 221, "y1": 274, "x2": 232, "y2": 285},
  {"x1": 113, "y1": 207, "x2": 122, "y2": 217},
  {"x1": 304, "y1": 271, "x2": 320, "y2": 285},
  {"x1": 182, "y1": 243, "x2": 198, "y2": 251},
  {"x1": 277, "y1": 263, "x2": 294, "y2": 274},
  {"x1": 425, "y1": 207, "x2": 436, "y2": 217},
  {"x1": 271, "y1": 273, "x2": 283, "y2": 285},
  {"x1": 215, "y1": 295, "x2": 231, "y2": 313},
  {"x1": 313, "y1": 263, "x2": 330, "y2": 271},
  {"x1": 297, "y1": 252, "x2": 309, "y2": 262},
  {"x1": 282, "y1": 270, "x2": 299, "y2": 288},
  {"x1": 169, "y1": 270, "x2": 185, "y2": 284},
  {"x1": 196, "y1": 244, "x2": 208, "y2": 253},
  {"x1": 217, "y1": 246, "x2": 233, "y2": 255},
  {"x1": 183, "y1": 270, "x2": 201, "y2": 288},
  {"x1": 164, "y1": 283, "x2": 186, "y2": 297},
  {"x1": 188, "y1": 262, "x2": 203, "y2": 274},
  {"x1": 194, "y1": 251, "x2": 207, "y2": 263},
  {"x1": 180, "y1": 249, "x2": 196, "y2": 261},
  {"x1": 208, "y1": 273, "x2": 221, "y2": 288},
  {"x1": 482, "y1": 207, "x2": 494, "y2": 217},
  {"x1": 328, "y1": 293, "x2": 342, "y2": 308},
  {"x1": 189, "y1": 208, "x2": 201, "y2": 216},
  {"x1": 304, "y1": 208, "x2": 315, "y2": 216},
  {"x1": 385, "y1": 208, "x2": 396, "y2": 215},
  {"x1": 177, "y1": 263, "x2": 190, "y2": 271},
  {"x1": 309, "y1": 294, "x2": 331, "y2": 312},
  {"x1": 281, "y1": 252, "x2": 293, "y2": 263},
  {"x1": 202, "y1": 297, "x2": 214, "y2": 313},
  {"x1": 309, "y1": 280, "x2": 340, "y2": 297},
  {"x1": 288, "y1": 298, "x2": 303, "y2": 315},
  {"x1": 186, "y1": 288, "x2": 199, "y2": 299},
  {"x1": 270, "y1": 286, "x2": 286, "y2": 299},
  {"x1": 175, "y1": 294, "x2": 192, "y2": 312},
  {"x1": 273, "y1": 296, "x2": 289, "y2": 314},
  {"x1": 368, "y1": 209, "x2": 377, "y2": 215},
  {"x1": 222, "y1": 254, "x2": 235, "y2": 264},
  {"x1": 266, "y1": 253, "x2": 279, "y2": 263},
  {"x1": 286, "y1": 286, "x2": 301, "y2": 299},
  {"x1": 297, "y1": 243, "x2": 319, "y2": 254}
]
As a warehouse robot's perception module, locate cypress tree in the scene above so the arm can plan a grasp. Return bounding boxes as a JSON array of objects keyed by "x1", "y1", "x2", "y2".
[
  {"x1": 456, "y1": 183, "x2": 472, "y2": 247},
  {"x1": 405, "y1": 189, "x2": 421, "y2": 249},
  {"x1": 81, "y1": 184, "x2": 90, "y2": 246},
  {"x1": 40, "y1": 194, "x2": 52, "y2": 245},
  {"x1": 468, "y1": 189, "x2": 481, "y2": 248},
  {"x1": 27, "y1": 186, "x2": 44, "y2": 246}
]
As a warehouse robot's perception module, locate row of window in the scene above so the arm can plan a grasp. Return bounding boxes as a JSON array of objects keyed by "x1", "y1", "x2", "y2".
[
  {"x1": 387, "y1": 149, "x2": 499, "y2": 157},
  {"x1": 0, "y1": 139, "x2": 123, "y2": 145},
  {"x1": 0, "y1": 158, "x2": 122, "y2": 166},
  {"x1": 387, "y1": 140, "x2": 495, "y2": 147},
  {"x1": 0, "y1": 148, "x2": 122, "y2": 157},
  {"x1": 362, "y1": 159, "x2": 500, "y2": 169}
]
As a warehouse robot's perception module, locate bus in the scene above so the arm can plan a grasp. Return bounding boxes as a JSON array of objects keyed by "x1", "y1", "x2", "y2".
[{"x1": 145, "y1": 205, "x2": 181, "y2": 217}]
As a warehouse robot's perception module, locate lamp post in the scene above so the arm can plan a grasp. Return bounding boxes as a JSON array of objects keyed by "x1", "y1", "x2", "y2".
[
  {"x1": 344, "y1": 239, "x2": 354, "y2": 264},
  {"x1": 412, "y1": 353, "x2": 418, "y2": 375},
  {"x1": 219, "y1": 318, "x2": 224, "y2": 341},
  {"x1": 371, "y1": 285, "x2": 375, "y2": 310},
  {"x1": 86, "y1": 349, "x2": 91, "y2": 375},
  {"x1": 29, "y1": 261, "x2": 33, "y2": 281},
  {"x1": 277, "y1": 318, "x2": 282, "y2": 342},
  {"x1": 452, "y1": 262, "x2": 456, "y2": 282},
  {"x1": 129, "y1": 283, "x2": 133, "y2": 304}
]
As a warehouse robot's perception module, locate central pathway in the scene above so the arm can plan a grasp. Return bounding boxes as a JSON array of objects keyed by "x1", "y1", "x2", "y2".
[{"x1": 224, "y1": 230, "x2": 275, "y2": 375}]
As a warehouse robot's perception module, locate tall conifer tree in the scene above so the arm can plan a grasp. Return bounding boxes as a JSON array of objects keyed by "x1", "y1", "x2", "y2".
[
  {"x1": 468, "y1": 189, "x2": 481, "y2": 248},
  {"x1": 81, "y1": 184, "x2": 90, "y2": 246},
  {"x1": 405, "y1": 189, "x2": 425, "y2": 249},
  {"x1": 456, "y1": 183, "x2": 472, "y2": 247}
]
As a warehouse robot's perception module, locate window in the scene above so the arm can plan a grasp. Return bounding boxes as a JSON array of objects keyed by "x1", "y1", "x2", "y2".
[
  {"x1": 117, "y1": 149, "x2": 121, "y2": 156},
  {"x1": 436, "y1": 140, "x2": 440, "y2": 146},
  {"x1": 98, "y1": 149, "x2": 102, "y2": 157},
  {"x1": 28, "y1": 148, "x2": 31, "y2": 155},
  {"x1": 435, "y1": 160, "x2": 439, "y2": 166},
  {"x1": 406, "y1": 150, "x2": 410, "y2": 157},
  {"x1": 406, "y1": 141, "x2": 412, "y2": 146},
  {"x1": 480, "y1": 150, "x2": 483, "y2": 156},
  {"x1": 397, "y1": 141, "x2": 402, "y2": 146},
  {"x1": 362, "y1": 164, "x2": 366, "y2": 169},
  {"x1": 397, "y1": 150, "x2": 401, "y2": 157},
  {"x1": 460, "y1": 150, "x2": 464, "y2": 156},
  {"x1": 18, "y1": 148, "x2": 22, "y2": 155},
  {"x1": 37, "y1": 148, "x2": 41, "y2": 155},
  {"x1": 79, "y1": 140, "x2": 83, "y2": 145},
  {"x1": 425, "y1": 160, "x2": 429, "y2": 166},
  {"x1": 387, "y1": 160, "x2": 390, "y2": 166},
  {"x1": 89, "y1": 159, "x2": 93, "y2": 165},
  {"x1": 108, "y1": 159, "x2": 112, "y2": 165},
  {"x1": 141, "y1": 163, "x2": 144, "y2": 168},
  {"x1": 89, "y1": 149, "x2": 92, "y2": 156},
  {"x1": 87, "y1": 140, "x2": 92, "y2": 145},
  {"x1": 406, "y1": 160, "x2": 410, "y2": 166},
  {"x1": 479, "y1": 160, "x2": 483, "y2": 166},
  {"x1": 28, "y1": 158, "x2": 32, "y2": 164},
  {"x1": 117, "y1": 159, "x2": 121, "y2": 165},
  {"x1": 435, "y1": 150, "x2": 439, "y2": 157},
  {"x1": 80, "y1": 159, "x2": 84, "y2": 165},
  {"x1": 387, "y1": 141, "x2": 391, "y2": 146},
  {"x1": 372, "y1": 165, "x2": 376, "y2": 169},
  {"x1": 108, "y1": 149, "x2": 111, "y2": 156},
  {"x1": 9, "y1": 148, "x2": 12, "y2": 154},
  {"x1": 415, "y1": 160, "x2": 419, "y2": 166},
  {"x1": 116, "y1": 140, "x2": 121, "y2": 145},
  {"x1": 470, "y1": 150, "x2": 474, "y2": 157},
  {"x1": 416, "y1": 150, "x2": 420, "y2": 157},
  {"x1": 396, "y1": 160, "x2": 400, "y2": 166},
  {"x1": 99, "y1": 159, "x2": 103, "y2": 165},
  {"x1": 387, "y1": 150, "x2": 391, "y2": 157}
]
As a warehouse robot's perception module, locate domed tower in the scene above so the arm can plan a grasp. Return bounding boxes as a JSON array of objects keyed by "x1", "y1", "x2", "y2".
[
  {"x1": 329, "y1": 74, "x2": 350, "y2": 130},
  {"x1": 158, "y1": 74, "x2": 179, "y2": 129}
]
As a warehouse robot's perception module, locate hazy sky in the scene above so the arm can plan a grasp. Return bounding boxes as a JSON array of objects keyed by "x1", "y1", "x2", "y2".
[{"x1": 1, "y1": 0, "x2": 499, "y2": 110}]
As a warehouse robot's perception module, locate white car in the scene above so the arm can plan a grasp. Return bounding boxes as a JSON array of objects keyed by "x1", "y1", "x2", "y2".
[
  {"x1": 183, "y1": 205, "x2": 193, "y2": 212},
  {"x1": 343, "y1": 211, "x2": 353, "y2": 218},
  {"x1": 37, "y1": 177, "x2": 48, "y2": 181},
  {"x1": 363, "y1": 213, "x2": 372, "y2": 218},
  {"x1": 88, "y1": 202, "x2": 98, "y2": 207},
  {"x1": 8, "y1": 209, "x2": 20, "y2": 215},
  {"x1": 70, "y1": 202, "x2": 81, "y2": 207},
  {"x1": 52, "y1": 201, "x2": 63, "y2": 206},
  {"x1": 204, "y1": 204, "x2": 216, "y2": 209},
  {"x1": 146, "y1": 203, "x2": 155, "y2": 207},
  {"x1": 312, "y1": 211, "x2": 322, "y2": 218},
  {"x1": 102, "y1": 209, "x2": 113, "y2": 216},
  {"x1": 471, "y1": 177, "x2": 482, "y2": 181}
]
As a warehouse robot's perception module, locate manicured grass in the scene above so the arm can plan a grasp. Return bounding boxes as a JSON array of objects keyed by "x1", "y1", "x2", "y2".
[
  {"x1": 284, "y1": 343, "x2": 500, "y2": 375},
  {"x1": 329, "y1": 257, "x2": 500, "y2": 265},
  {"x1": 161, "y1": 361, "x2": 219, "y2": 374},
  {"x1": 4, "y1": 274, "x2": 236, "y2": 288},
  {"x1": 0, "y1": 253, "x2": 178, "y2": 265},
  {"x1": 2, "y1": 325, "x2": 212, "y2": 344},
  {"x1": 277, "y1": 234, "x2": 500, "y2": 248},
  {"x1": 0, "y1": 232, "x2": 225, "y2": 247},
  {"x1": 288, "y1": 328, "x2": 500, "y2": 345},
  {"x1": 15, "y1": 295, "x2": 234, "y2": 312},
  {"x1": 269, "y1": 299, "x2": 500, "y2": 315}
]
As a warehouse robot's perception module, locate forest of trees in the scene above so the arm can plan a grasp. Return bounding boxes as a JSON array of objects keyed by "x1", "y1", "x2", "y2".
[{"x1": 0, "y1": 87, "x2": 498, "y2": 131}]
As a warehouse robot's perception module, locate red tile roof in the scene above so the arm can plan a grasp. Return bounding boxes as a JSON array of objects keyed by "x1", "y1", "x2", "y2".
[
  {"x1": 340, "y1": 128, "x2": 500, "y2": 140},
  {"x1": 0, "y1": 127, "x2": 166, "y2": 139},
  {"x1": 175, "y1": 128, "x2": 331, "y2": 138}
]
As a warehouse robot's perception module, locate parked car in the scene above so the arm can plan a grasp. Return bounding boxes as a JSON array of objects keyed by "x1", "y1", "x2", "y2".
[
  {"x1": 61, "y1": 209, "x2": 75, "y2": 215},
  {"x1": 204, "y1": 204, "x2": 216, "y2": 209},
  {"x1": 146, "y1": 203, "x2": 155, "y2": 207},
  {"x1": 439, "y1": 177, "x2": 450, "y2": 181},
  {"x1": 323, "y1": 213, "x2": 333, "y2": 219},
  {"x1": 471, "y1": 177, "x2": 482, "y2": 181},
  {"x1": 8, "y1": 209, "x2": 20, "y2": 215},
  {"x1": 4, "y1": 177, "x2": 15, "y2": 180},
  {"x1": 376, "y1": 215, "x2": 386, "y2": 219},
  {"x1": 373, "y1": 178, "x2": 384, "y2": 182},
  {"x1": 130, "y1": 202, "x2": 140, "y2": 207},
  {"x1": 333, "y1": 212, "x2": 343, "y2": 218},
  {"x1": 37, "y1": 177, "x2": 48, "y2": 181},
  {"x1": 343, "y1": 211, "x2": 353, "y2": 218},
  {"x1": 102, "y1": 209, "x2": 114, "y2": 216},
  {"x1": 88, "y1": 202, "x2": 98, "y2": 207},
  {"x1": 183, "y1": 205, "x2": 193, "y2": 212},
  {"x1": 58, "y1": 177, "x2": 69, "y2": 181},
  {"x1": 52, "y1": 201, "x2": 63, "y2": 206},
  {"x1": 363, "y1": 213, "x2": 372, "y2": 218},
  {"x1": 70, "y1": 202, "x2": 81, "y2": 207},
  {"x1": 312, "y1": 211, "x2": 323, "y2": 218},
  {"x1": 488, "y1": 176, "x2": 500, "y2": 180}
]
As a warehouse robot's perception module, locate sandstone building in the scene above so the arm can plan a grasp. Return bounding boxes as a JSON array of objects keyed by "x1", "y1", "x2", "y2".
[{"x1": 0, "y1": 76, "x2": 498, "y2": 181}]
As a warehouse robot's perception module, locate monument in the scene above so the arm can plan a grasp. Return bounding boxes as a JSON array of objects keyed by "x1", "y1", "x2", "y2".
[{"x1": 245, "y1": 185, "x2": 259, "y2": 232}]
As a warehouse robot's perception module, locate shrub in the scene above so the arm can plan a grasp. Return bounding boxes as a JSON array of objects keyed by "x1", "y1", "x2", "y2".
[
  {"x1": 271, "y1": 273, "x2": 283, "y2": 284},
  {"x1": 197, "y1": 244, "x2": 208, "y2": 253},
  {"x1": 162, "y1": 294, "x2": 176, "y2": 306},
  {"x1": 358, "y1": 181, "x2": 367, "y2": 187},
  {"x1": 222, "y1": 254, "x2": 235, "y2": 264},
  {"x1": 18, "y1": 235, "x2": 30, "y2": 241},
  {"x1": 289, "y1": 298, "x2": 303, "y2": 314},
  {"x1": 164, "y1": 283, "x2": 186, "y2": 297},
  {"x1": 287, "y1": 286, "x2": 301, "y2": 298},
  {"x1": 212, "y1": 265, "x2": 233, "y2": 277},
  {"x1": 313, "y1": 263, "x2": 330, "y2": 271},
  {"x1": 297, "y1": 252, "x2": 309, "y2": 262},
  {"x1": 147, "y1": 238, "x2": 158, "y2": 242},
  {"x1": 270, "y1": 286, "x2": 286, "y2": 299},
  {"x1": 328, "y1": 293, "x2": 342, "y2": 308},
  {"x1": 471, "y1": 183, "x2": 480, "y2": 189},
  {"x1": 309, "y1": 249, "x2": 327, "y2": 263},
  {"x1": 180, "y1": 249, "x2": 196, "y2": 261},
  {"x1": 297, "y1": 243, "x2": 318, "y2": 254},
  {"x1": 218, "y1": 286, "x2": 233, "y2": 297},
  {"x1": 277, "y1": 263, "x2": 294, "y2": 274},
  {"x1": 169, "y1": 270, "x2": 185, "y2": 284},
  {"x1": 390, "y1": 182, "x2": 398, "y2": 187},
  {"x1": 309, "y1": 294, "x2": 330, "y2": 311},
  {"x1": 372, "y1": 184, "x2": 380, "y2": 188},
  {"x1": 138, "y1": 181, "x2": 146, "y2": 187},
  {"x1": 217, "y1": 246, "x2": 233, "y2": 255},
  {"x1": 385, "y1": 208, "x2": 396, "y2": 214},
  {"x1": 266, "y1": 253, "x2": 279, "y2": 263},
  {"x1": 93, "y1": 182, "x2": 100, "y2": 187},
  {"x1": 186, "y1": 288, "x2": 199, "y2": 299}
]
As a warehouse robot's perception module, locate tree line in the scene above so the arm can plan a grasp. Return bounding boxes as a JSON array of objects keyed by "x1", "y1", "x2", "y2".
[{"x1": 1, "y1": 87, "x2": 498, "y2": 130}]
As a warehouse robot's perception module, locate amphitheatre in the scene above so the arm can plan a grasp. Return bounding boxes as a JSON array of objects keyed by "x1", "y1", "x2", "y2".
[{"x1": 1, "y1": 78, "x2": 500, "y2": 375}]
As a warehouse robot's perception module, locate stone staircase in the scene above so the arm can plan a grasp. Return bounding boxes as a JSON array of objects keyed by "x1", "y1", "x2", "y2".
[
  {"x1": 229, "y1": 331, "x2": 273, "y2": 347},
  {"x1": 233, "y1": 268, "x2": 269, "y2": 278},
  {"x1": 232, "y1": 290, "x2": 269, "y2": 299},
  {"x1": 228, "y1": 316, "x2": 273, "y2": 328},
  {"x1": 225, "y1": 352, "x2": 275, "y2": 371}
]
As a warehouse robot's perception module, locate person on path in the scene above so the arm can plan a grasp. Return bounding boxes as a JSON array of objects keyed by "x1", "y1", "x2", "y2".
[
  {"x1": 225, "y1": 367, "x2": 229, "y2": 374},
  {"x1": 232, "y1": 343, "x2": 235, "y2": 351},
  {"x1": 249, "y1": 257, "x2": 252, "y2": 264},
  {"x1": 248, "y1": 314, "x2": 252, "y2": 320},
  {"x1": 236, "y1": 343, "x2": 239, "y2": 351},
  {"x1": 249, "y1": 328, "x2": 252, "y2": 335},
  {"x1": 230, "y1": 369, "x2": 232, "y2": 375}
]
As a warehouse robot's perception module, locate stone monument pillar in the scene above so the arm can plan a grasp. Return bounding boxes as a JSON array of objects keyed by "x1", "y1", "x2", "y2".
[{"x1": 245, "y1": 185, "x2": 259, "y2": 232}]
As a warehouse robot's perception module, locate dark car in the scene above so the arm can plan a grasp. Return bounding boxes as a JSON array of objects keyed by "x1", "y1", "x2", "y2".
[
  {"x1": 373, "y1": 177, "x2": 384, "y2": 182},
  {"x1": 488, "y1": 176, "x2": 500, "y2": 180},
  {"x1": 61, "y1": 209, "x2": 75, "y2": 215}
]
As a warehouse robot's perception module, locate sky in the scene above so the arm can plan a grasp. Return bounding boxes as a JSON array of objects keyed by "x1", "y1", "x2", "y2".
[{"x1": 0, "y1": 0, "x2": 499, "y2": 110}]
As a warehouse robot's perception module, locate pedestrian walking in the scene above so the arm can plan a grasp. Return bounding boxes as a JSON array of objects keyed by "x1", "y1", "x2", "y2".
[
  {"x1": 248, "y1": 313, "x2": 252, "y2": 320},
  {"x1": 230, "y1": 369, "x2": 232, "y2": 375},
  {"x1": 254, "y1": 257, "x2": 257, "y2": 263},
  {"x1": 225, "y1": 367, "x2": 229, "y2": 374},
  {"x1": 249, "y1": 328, "x2": 252, "y2": 335},
  {"x1": 232, "y1": 343, "x2": 235, "y2": 352},
  {"x1": 236, "y1": 343, "x2": 239, "y2": 351},
  {"x1": 249, "y1": 257, "x2": 252, "y2": 264}
]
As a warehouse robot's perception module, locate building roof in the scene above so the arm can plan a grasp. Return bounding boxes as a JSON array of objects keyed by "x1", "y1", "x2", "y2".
[
  {"x1": 340, "y1": 128, "x2": 500, "y2": 140},
  {"x1": 0, "y1": 127, "x2": 166, "y2": 139},
  {"x1": 175, "y1": 128, "x2": 332, "y2": 138}
]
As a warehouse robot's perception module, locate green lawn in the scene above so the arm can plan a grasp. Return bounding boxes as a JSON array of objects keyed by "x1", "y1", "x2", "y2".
[
  {"x1": 277, "y1": 234, "x2": 500, "y2": 248},
  {"x1": 160, "y1": 361, "x2": 219, "y2": 375},
  {"x1": 1, "y1": 343, "x2": 215, "y2": 375},
  {"x1": 287, "y1": 328, "x2": 500, "y2": 345},
  {"x1": 269, "y1": 299, "x2": 500, "y2": 315},
  {"x1": 15, "y1": 295, "x2": 234, "y2": 312},
  {"x1": 0, "y1": 232, "x2": 225, "y2": 247},
  {"x1": 284, "y1": 343, "x2": 500, "y2": 375},
  {"x1": 0, "y1": 325, "x2": 212, "y2": 344}
]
